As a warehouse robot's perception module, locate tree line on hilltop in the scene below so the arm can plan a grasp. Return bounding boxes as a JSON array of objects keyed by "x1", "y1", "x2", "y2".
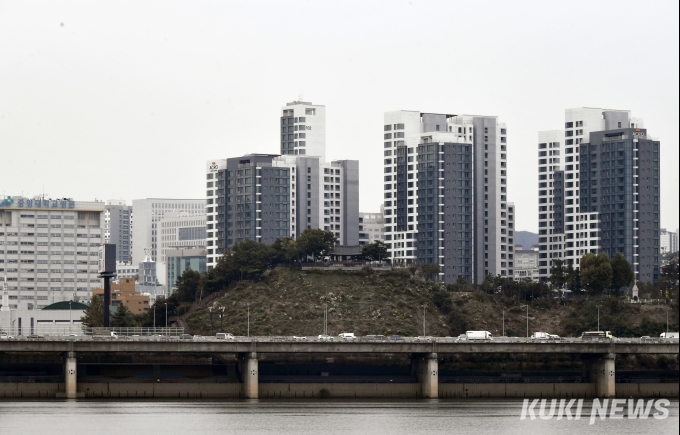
[{"x1": 82, "y1": 229, "x2": 389, "y2": 327}]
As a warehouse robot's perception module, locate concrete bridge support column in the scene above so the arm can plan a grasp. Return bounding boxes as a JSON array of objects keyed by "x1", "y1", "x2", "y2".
[
  {"x1": 594, "y1": 353, "x2": 616, "y2": 398},
  {"x1": 412, "y1": 353, "x2": 438, "y2": 398},
  {"x1": 239, "y1": 352, "x2": 258, "y2": 399},
  {"x1": 64, "y1": 352, "x2": 77, "y2": 399}
]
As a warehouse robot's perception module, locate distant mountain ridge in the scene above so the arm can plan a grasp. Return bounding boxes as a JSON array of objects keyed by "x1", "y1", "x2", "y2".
[{"x1": 514, "y1": 231, "x2": 539, "y2": 250}]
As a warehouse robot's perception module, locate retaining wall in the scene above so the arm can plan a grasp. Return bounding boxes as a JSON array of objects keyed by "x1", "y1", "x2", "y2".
[{"x1": 0, "y1": 382, "x2": 677, "y2": 399}]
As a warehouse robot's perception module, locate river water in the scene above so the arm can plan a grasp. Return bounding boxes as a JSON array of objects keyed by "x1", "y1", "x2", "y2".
[{"x1": 0, "y1": 399, "x2": 677, "y2": 435}]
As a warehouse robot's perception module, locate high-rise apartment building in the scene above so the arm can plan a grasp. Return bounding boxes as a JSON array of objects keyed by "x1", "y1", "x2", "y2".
[
  {"x1": 538, "y1": 108, "x2": 659, "y2": 282},
  {"x1": 0, "y1": 195, "x2": 105, "y2": 309},
  {"x1": 206, "y1": 154, "x2": 359, "y2": 269},
  {"x1": 103, "y1": 200, "x2": 132, "y2": 263},
  {"x1": 280, "y1": 101, "x2": 326, "y2": 162},
  {"x1": 382, "y1": 111, "x2": 512, "y2": 283}
]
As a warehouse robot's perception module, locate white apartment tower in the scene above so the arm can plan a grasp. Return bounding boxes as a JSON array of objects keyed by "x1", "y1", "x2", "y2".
[
  {"x1": 280, "y1": 101, "x2": 326, "y2": 163},
  {"x1": 206, "y1": 154, "x2": 359, "y2": 269},
  {"x1": 538, "y1": 108, "x2": 659, "y2": 282},
  {"x1": 382, "y1": 111, "x2": 513, "y2": 284}
]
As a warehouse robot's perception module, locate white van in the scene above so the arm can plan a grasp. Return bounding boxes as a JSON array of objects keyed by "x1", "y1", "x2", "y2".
[
  {"x1": 338, "y1": 333, "x2": 356, "y2": 340},
  {"x1": 216, "y1": 333, "x2": 235, "y2": 340}
]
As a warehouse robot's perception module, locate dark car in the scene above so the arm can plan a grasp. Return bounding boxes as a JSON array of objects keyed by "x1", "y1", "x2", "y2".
[{"x1": 179, "y1": 334, "x2": 193, "y2": 339}]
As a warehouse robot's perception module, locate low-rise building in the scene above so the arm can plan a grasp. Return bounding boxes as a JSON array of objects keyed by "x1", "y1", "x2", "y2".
[
  {"x1": 0, "y1": 301, "x2": 87, "y2": 336},
  {"x1": 92, "y1": 277, "x2": 149, "y2": 314}
]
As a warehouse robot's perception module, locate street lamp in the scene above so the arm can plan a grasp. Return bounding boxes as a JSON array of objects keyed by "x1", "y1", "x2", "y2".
[
  {"x1": 247, "y1": 303, "x2": 250, "y2": 338},
  {"x1": 219, "y1": 306, "x2": 225, "y2": 332},
  {"x1": 421, "y1": 304, "x2": 427, "y2": 337},
  {"x1": 502, "y1": 309, "x2": 505, "y2": 337}
]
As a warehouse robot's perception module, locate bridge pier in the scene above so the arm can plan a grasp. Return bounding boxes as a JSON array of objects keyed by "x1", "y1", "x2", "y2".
[
  {"x1": 64, "y1": 352, "x2": 77, "y2": 399},
  {"x1": 238, "y1": 352, "x2": 258, "y2": 398},
  {"x1": 593, "y1": 353, "x2": 616, "y2": 398},
  {"x1": 411, "y1": 353, "x2": 438, "y2": 398}
]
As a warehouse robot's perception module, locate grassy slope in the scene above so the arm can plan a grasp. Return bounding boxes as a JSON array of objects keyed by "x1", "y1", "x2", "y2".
[{"x1": 185, "y1": 268, "x2": 678, "y2": 339}]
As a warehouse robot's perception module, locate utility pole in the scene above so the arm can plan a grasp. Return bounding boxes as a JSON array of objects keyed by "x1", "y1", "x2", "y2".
[
  {"x1": 502, "y1": 309, "x2": 505, "y2": 337},
  {"x1": 526, "y1": 304, "x2": 528, "y2": 338},
  {"x1": 208, "y1": 307, "x2": 214, "y2": 336},
  {"x1": 324, "y1": 303, "x2": 327, "y2": 336},
  {"x1": 421, "y1": 304, "x2": 427, "y2": 337},
  {"x1": 247, "y1": 303, "x2": 250, "y2": 338}
]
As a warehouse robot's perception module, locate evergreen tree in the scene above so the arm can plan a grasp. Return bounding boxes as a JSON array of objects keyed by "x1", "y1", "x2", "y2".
[
  {"x1": 81, "y1": 295, "x2": 105, "y2": 327},
  {"x1": 422, "y1": 262, "x2": 441, "y2": 280},
  {"x1": 361, "y1": 241, "x2": 388, "y2": 262},
  {"x1": 580, "y1": 252, "x2": 613, "y2": 294},
  {"x1": 296, "y1": 229, "x2": 336, "y2": 261},
  {"x1": 111, "y1": 303, "x2": 135, "y2": 327},
  {"x1": 548, "y1": 259, "x2": 567, "y2": 290},
  {"x1": 610, "y1": 252, "x2": 634, "y2": 290}
]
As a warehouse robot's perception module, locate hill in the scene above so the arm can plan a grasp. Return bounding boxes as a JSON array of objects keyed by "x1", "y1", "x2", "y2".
[
  {"x1": 514, "y1": 231, "x2": 539, "y2": 249},
  {"x1": 184, "y1": 268, "x2": 678, "y2": 339}
]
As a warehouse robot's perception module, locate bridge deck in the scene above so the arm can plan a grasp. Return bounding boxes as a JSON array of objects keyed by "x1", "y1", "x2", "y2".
[{"x1": 0, "y1": 338, "x2": 677, "y2": 354}]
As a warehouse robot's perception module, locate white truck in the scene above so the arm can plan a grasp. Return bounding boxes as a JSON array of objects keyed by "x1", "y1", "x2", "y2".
[
  {"x1": 93, "y1": 330, "x2": 118, "y2": 338},
  {"x1": 660, "y1": 332, "x2": 679, "y2": 339},
  {"x1": 466, "y1": 331, "x2": 492, "y2": 340},
  {"x1": 338, "y1": 332, "x2": 356, "y2": 340},
  {"x1": 531, "y1": 332, "x2": 550, "y2": 339}
]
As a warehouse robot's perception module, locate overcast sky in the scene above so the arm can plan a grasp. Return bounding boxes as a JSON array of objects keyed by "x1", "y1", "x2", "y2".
[{"x1": 1, "y1": 0, "x2": 678, "y2": 233}]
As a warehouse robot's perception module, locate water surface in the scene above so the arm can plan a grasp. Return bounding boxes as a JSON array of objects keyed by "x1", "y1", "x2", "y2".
[{"x1": 0, "y1": 399, "x2": 677, "y2": 435}]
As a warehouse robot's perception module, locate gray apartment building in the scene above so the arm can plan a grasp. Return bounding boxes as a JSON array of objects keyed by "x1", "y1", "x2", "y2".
[
  {"x1": 382, "y1": 111, "x2": 513, "y2": 284},
  {"x1": 206, "y1": 154, "x2": 359, "y2": 268},
  {"x1": 104, "y1": 200, "x2": 132, "y2": 263},
  {"x1": 205, "y1": 101, "x2": 359, "y2": 269},
  {"x1": 538, "y1": 108, "x2": 659, "y2": 282}
]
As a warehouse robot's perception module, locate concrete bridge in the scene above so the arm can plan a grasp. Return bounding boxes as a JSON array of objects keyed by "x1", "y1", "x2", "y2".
[{"x1": 1, "y1": 337, "x2": 677, "y2": 399}]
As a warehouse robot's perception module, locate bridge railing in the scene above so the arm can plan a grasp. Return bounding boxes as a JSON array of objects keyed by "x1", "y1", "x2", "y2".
[{"x1": 0, "y1": 326, "x2": 185, "y2": 337}]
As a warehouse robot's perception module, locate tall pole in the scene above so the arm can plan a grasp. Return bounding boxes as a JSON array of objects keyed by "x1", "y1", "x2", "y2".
[
  {"x1": 526, "y1": 304, "x2": 528, "y2": 338},
  {"x1": 164, "y1": 303, "x2": 168, "y2": 331},
  {"x1": 103, "y1": 276, "x2": 111, "y2": 328},
  {"x1": 247, "y1": 303, "x2": 250, "y2": 338},
  {"x1": 502, "y1": 310, "x2": 505, "y2": 337},
  {"x1": 69, "y1": 300, "x2": 72, "y2": 333},
  {"x1": 421, "y1": 304, "x2": 426, "y2": 337},
  {"x1": 153, "y1": 307, "x2": 156, "y2": 330},
  {"x1": 597, "y1": 306, "x2": 600, "y2": 332},
  {"x1": 667, "y1": 309, "x2": 669, "y2": 335}
]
